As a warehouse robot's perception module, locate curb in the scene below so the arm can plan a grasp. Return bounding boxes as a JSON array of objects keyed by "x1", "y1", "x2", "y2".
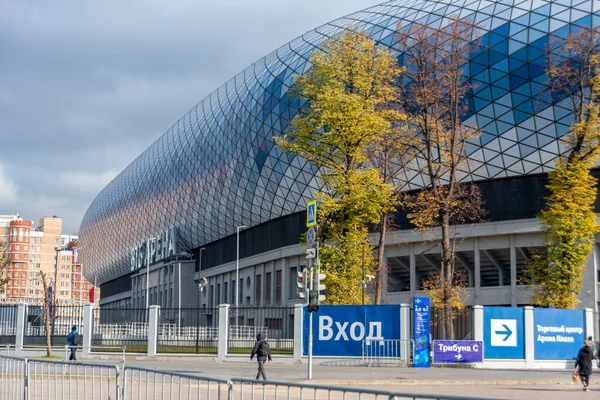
[{"x1": 299, "y1": 379, "x2": 575, "y2": 386}]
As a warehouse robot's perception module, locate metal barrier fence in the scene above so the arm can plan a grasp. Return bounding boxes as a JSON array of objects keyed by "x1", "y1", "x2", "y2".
[
  {"x1": 93, "y1": 308, "x2": 148, "y2": 353},
  {"x1": 0, "y1": 355, "x2": 25, "y2": 399},
  {"x1": 26, "y1": 358, "x2": 120, "y2": 399},
  {"x1": 0, "y1": 355, "x2": 494, "y2": 400},
  {"x1": 409, "y1": 307, "x2": 473, "y2": 341},
  {"x1": 24, "y1": 305, "x2": 86, "y2": 347},
  {"x1": 157, "y1": 307, "x2": 219, "y2": 354},
  {"x1": 228, "y1": 306, "x2": 294, "y2": 355},
  {"x1": 0, "y1": 305, "x2": 17, "y2": 345},
  {"x1": 362, "y1": 339, "x2": 412, "y2": 367},
  {"x1": 122, "y1": 366, "x2": 230, "y2": 399},
  {"x1": 228, "y1": 377, "x2": 484, "y2": 400},
  {"x1": 0, "y1": 355, "x2": 119, "y2": 399}
]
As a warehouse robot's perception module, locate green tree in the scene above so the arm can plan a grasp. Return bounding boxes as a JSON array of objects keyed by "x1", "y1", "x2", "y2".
[
  {"x1": 275, "y1": 29, "x2": 405, "y2": 304},
  {"x1": 524, "y1": 27, "x2": 600, "y2": 308},
  {"x1": 396, "y1": 18, "x2": 486, "y2": 339}
]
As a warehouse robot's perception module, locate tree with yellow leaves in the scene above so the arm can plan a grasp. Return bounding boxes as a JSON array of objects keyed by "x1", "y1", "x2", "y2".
[
  {"x1": 524, "y1": 27, "x2": 600, "y2": 308},
  {"x1": 275, "y1": 29, "x2": 405, "y2": 304},
  {"x1": 396, "y1": 18, "x2": 486, "y2": 339}
]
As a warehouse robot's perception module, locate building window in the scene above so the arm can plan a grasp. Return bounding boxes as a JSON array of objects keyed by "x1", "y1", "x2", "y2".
[
  {"x1": 209, "y1": 285, "x2": 214, "y2": 308},
  {"x1": 223, "y1": 281, "x2": 228, "y2": 304},
  {"x1": 216, "y1": 283, "x2": 221, "y2": 305},
  {"x1": 276, "y1": 270, "x2": 282, "y2": 303},
  {"x1": 255, "y1": 274, "x2": 262, "y2": 306},
  {"x1": 231, "y1": 281, "x2": 235, "y2": 306},
  {"x1": 239, "y1": 279, "x2": 244, "y2": 305},
  {"x1": 265, "y1": 272, "x2": 272, "y2": 305},
  {"x1": 289, "y1": 267, "x2": 297, "y2": 300}
]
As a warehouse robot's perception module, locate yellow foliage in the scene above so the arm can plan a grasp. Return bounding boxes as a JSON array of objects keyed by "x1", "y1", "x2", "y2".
[
  {"x1": 274, "y1": 29, "x2": 405, "y2": 304},
  {"x1": 527, "y1": 29, "x2": 600, "y2": 309}
]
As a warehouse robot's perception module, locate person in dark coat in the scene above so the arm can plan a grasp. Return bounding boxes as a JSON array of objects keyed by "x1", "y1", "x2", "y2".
[
  {"x1": 575, "y1": 339, "x2": 594, "y2": 391},
  {"x1": 250, "y1": 332, "x2": 272, "y2": 380}
]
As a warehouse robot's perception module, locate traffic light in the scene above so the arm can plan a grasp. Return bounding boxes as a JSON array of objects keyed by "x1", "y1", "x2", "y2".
[
  {"x1": 308, "y1": 290, "x2": 319, "y2": 312},
  {"x1": 316, "y1": 272, "x2": 326, "y2": 303},
  {"x1": 296, "y1": 268, "x2": 308, "y2": 302}
]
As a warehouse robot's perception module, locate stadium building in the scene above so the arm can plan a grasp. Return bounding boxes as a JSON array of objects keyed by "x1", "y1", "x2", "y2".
[{"x1": 80, "y1": 0, "x2": 600, "y2": 331}]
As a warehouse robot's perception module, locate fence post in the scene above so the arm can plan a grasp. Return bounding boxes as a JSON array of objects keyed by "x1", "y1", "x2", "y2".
[
  {"x1": 400, "y1": 303, "x2": 410, "y2": 363},
  {"x1": 585, "y1": 308, "x2": 594, "y2": 339},
  {"x1": 16, "y1": 303, "x2": 26, "y2": 354},
  {"x1": 524, "y1": 306, "x2": 534, "y2": 368},
  {"x1": 82, "y1": 303, "x2": 94, "y2": 357},
  {"x1": 148, "y1": 305, "x2": 160, "y2": 357},
  {"x1": 293, "y1": 303, "x2": 304, "y2": 362},
  {"x1": 217, "y1": 304, "x2": 230, "y2": 361},
  {"x1": 473, "y1": 305, "x2": 483, "y2": 343}
]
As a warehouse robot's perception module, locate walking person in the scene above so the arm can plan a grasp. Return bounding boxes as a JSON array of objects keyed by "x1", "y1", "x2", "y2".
[
  {"x1": 575, "y1": 339, "x2": 594, "y2": 391},
  {"x1": 250, "y1": 332, "x2": 272, "y2": 380},
  {"x1": 66, "y1": 325, "x2": 81, "y2": 361}
]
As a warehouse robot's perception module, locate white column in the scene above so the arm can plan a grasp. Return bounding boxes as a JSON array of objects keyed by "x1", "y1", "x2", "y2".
[
  {"x1": 16, "y1": 303, "x2": 26, "y2": 353},
  {"x1": 473, "y1": 305, "x2": 483, "y2": 343},
  {"x1": 524, "y1": 306, "x2": 534, "y2": 368},
  {"x1": 293, "y1": 303, "x2": 304, "y2": 362},
  {"x1": 82, "y1": 303, "x2": 94, "y2": 357},
  {"x1": 148, "y1": 305, "x2": 160, "y2": 357},
  {"x1": 217, "y1": 303, "x2": 230, "y2": 361},
  {"x1": 474, "y1": 238, "x2": 481, "y2": 304},
  {"x1": 585, "y1": 308, "x2": 594, "y2": 339},
  {"x1": 409, "y1": 243, "x2": 416, "y2": 298},
  {"x1": 400, "y1": 303, "x2": 411, "y2": 363}
]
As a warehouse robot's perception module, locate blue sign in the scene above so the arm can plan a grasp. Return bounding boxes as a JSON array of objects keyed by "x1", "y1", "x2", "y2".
[
  {"x1": 433, "y1": 340, "x2": 483, "y2": 363},
  {"x1": 303, "y1": 305, "x2": 400, "y2": 356},
  {"x1": 413, "y1": 297, "x2": 430, "y2": 368},
  {"x1": 534, "y1": 308, "x2": 585, "y2": 360},
  {"x1": 483, "y1": 307, "x2": 524, "y2": 359}
]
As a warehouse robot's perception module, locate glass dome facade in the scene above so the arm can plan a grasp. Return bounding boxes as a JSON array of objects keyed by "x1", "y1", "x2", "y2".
[{"x1": 80, "y1": 0, "x2": 596, "y2": 285}]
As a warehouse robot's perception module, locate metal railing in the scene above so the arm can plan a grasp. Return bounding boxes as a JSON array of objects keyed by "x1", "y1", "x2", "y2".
[
  {"x1": 24, "y1": 305, "x2": 86, "y2": 346},
  {"x1": 26, "y1": 358, "x2": 120, "y2": 400},
  {"x1": 0, "y1": 355, "x2": 496, "y2": 400},
  {"x1": 0, "y1": 305, "x2": 18, "y2": 346},
  {"x1": 228, "y1": 306, "x2": 295, "y2": 355},
  {"x1": 157, "y1": 307, "x2": 219, "y2": 354},
  {"x1": 122, "y1": 366, "x2": 230, "y2": 399},
  {"x1": 0, "y1": 355, "x2": 120, "y2": 400},
  {"x1": 228, "y1": 377, "x2": 486, "y2": 400},
  {"x1": 0, "y1": 355, "x2": 25, "y2": 399},
  {"x1": 93, "y1": 308, "x2": 148, "y2": 353},
  {"x1": 363, "y1": 339, "x2": 412, "y2": 367}
]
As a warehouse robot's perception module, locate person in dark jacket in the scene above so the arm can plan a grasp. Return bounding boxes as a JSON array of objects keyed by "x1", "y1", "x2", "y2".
[
  {"x1": 250, "y1": 332, "x2": 272, "y2": 380},
  {"x1": 66, "y1": 325, "x2": 79, "y2": 361},
  {"x1": 575, "y1": 340, "x2": 594, "y2": 391}
]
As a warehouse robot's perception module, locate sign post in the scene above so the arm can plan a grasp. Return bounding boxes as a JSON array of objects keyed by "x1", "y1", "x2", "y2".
[{"x1": 306, "y1": 199, "x2": 317, "y2": 380}]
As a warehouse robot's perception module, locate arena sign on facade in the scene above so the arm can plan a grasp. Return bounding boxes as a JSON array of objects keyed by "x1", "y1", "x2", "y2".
[{"x1": 80, "y1": 0, "x2": 600, "y2": 333}]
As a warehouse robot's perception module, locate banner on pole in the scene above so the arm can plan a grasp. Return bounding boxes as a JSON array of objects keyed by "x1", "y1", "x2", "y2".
[{"x1": 413, "y1": 297, "x2": 431, "y2": 368}]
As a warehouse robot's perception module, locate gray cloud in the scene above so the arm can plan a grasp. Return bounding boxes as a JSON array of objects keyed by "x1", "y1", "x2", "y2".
[{"x1": 0, "y1": 0, "x2": 381, "y2": 233}]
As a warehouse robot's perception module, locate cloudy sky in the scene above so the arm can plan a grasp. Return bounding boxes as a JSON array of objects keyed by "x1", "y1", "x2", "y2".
[{"x1": 0, "y1": 0, "x2": 382, "y2": 234}]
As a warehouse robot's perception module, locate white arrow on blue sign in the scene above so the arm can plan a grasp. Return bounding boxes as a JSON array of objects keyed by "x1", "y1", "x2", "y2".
[{"x1": 490, "y1": 319, "x2": 517, "y2": 347}]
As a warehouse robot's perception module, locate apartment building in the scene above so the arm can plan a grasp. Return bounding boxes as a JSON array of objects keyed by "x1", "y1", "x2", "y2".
[{"x1": 0, "y1": 214, "x2": 99, "y2": 305}]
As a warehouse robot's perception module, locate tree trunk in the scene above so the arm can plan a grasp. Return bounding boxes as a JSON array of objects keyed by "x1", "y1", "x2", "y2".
[
  {"x1": 375, "y1": 212, "x2": 388, "y2": 304},
  {"x1": 441, "y1": 211, "x2": 455, "y2": 340}
]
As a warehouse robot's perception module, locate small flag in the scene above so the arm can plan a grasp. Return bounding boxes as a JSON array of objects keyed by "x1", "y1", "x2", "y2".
[
  {"x1": 47, "y1": 286, "x2": 53, "y2": 317},
  {"x1": 89, "y1": 287, "x2": 95, "y2": 303}
]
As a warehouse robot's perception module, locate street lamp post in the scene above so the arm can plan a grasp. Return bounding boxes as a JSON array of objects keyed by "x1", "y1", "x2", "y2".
[
  {"x1": 195, "y1": 247, "x2": 206, "y2": 354},
  {"x1": 235, "y1": 225, "x2": 247, "y2": 329}
]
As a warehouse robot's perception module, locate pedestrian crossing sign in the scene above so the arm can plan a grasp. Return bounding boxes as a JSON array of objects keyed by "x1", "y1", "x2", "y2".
[{"x1": 306, "y1": 200, "x2": 316, "y2": 227}]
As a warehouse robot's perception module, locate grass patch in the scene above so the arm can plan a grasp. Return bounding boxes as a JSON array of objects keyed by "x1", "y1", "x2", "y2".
[{"x1": 35, "y1": 355, "x2": 64, "y2": 360}]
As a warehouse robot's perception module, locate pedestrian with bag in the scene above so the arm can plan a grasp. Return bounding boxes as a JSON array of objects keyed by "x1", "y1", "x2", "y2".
[
  {"x1": 66, "y1": 325, "x2": 81, "y2": 361},
  {"x1": 250, "y1": 332, "x2": 272, "y2": 380},
  {"x1": 575, "y1": 339, "x2": 594, "y2": 391}
]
